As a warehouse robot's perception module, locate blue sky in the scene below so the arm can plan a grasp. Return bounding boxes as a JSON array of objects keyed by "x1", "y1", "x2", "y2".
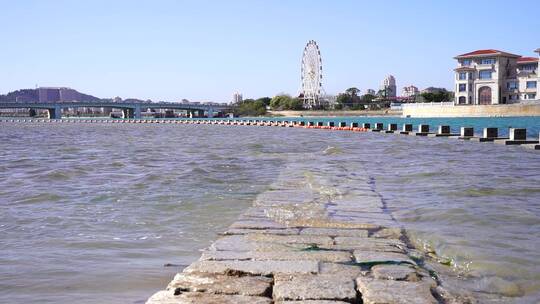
[{"x1": 1, "y1": 0, "x2": 539, "y2": 102}]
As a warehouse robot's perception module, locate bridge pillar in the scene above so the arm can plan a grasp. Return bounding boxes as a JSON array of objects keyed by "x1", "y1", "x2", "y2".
[
  {"x1": 122, "y1": 108, "x2": 132, "y2": 119},
  {"x1": 47, "y1": 105, "x2": 62, "y2": 119},
  {"x1": 134, "y1": 105, "x2": 141, "y2": 119}
]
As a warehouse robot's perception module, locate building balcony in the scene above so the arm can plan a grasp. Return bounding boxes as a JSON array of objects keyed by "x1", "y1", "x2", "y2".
[
  {"x1": 455, "y1": 66, "x2": 475, "y2": 72},
  {"x1": 517, "y1": 69, "x2": 537, "y2": 75},
  {"x1": 477, "y1": 64, "x2": 496, "y2": 70}
]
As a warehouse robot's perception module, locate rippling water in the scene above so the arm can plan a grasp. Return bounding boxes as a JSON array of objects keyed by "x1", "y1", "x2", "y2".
[{"x1": 1, "y1": 122, "x2": 539, "y2": 303}]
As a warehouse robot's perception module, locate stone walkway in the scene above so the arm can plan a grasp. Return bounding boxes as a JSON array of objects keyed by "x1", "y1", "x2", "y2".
[{"x1": 146, "y1": 153, "x2": 469, "y2": 304}]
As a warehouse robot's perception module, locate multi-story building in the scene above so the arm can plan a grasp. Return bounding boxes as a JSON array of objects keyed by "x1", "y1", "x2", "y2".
[
  {"x1": 454, "y1": 49, "x2": 538, "y2": 105},
  {"x1": 232, "y1": 91, "x2": 243, "y2": 104},
  {"x1": 401, "y1": 85, "x2": 419, "y2": 98},
  {"x1": 535, "y1": 49, "x2": 540, "y2": 99},
  {"x1": 364, "y1": 89, "x2": 376, "y2": 96},
  {"x1": 516, "y1": 56, "x2": 538, "y2": 101},
  {"x1": 380, "y1": 75, "x2": 397, "y2": 98}
]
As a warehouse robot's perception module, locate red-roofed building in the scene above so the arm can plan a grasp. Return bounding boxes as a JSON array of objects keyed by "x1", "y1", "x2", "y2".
[
  {"x1": 454, "y1": 49, "x2": 538, "y2": 105},
  {"x1": 516, "y1": 57, "x2": 538, "y2": 63},
  {"x1": 537, "y1": 49, "x2": 540, "y2": 99}
]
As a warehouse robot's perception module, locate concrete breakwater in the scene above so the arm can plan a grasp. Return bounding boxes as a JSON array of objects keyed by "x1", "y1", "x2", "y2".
[
  {"x1": 2, "y1": 118, "x2": 539, "y2": 150},
  {"x1": 402, "y1": 103, "x2": 540, "y2": 118},
  {"x1": 146, "y1": 152, "x2": 473, "y2": 304}
]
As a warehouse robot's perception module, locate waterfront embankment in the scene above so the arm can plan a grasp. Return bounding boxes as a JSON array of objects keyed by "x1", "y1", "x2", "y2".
[
  {"x1": 147, "y1": 153, "x2": 470, "y2": 304},
  {"x1": 402, "y1": 102, "x2": 540, "y2": 118}
]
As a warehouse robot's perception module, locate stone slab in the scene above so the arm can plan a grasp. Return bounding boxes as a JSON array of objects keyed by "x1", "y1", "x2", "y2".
[
  {"x1": 166, "y1": 273, "x2": 271, "y2": 296},
  {"x1": 246, "y1": 234, "x2": 334, "y2": 246},
  {"x1": 353, "y1": 251, "x2": 416, "y2": 266},
  {"x1": 211, "y1": 235, "x2": 320, "y2": 252},
  {"x1": 324, "y1": 244, "x2": 405, "y2": 253},
  {"x1": 335, "y1": 237, "x2": 405, "y2": 246},
  {"x1": 371, "y1": 228, "x2": 403, "y2": 239},
  {"x1": 273, "y1": 274, "x2": 356, "y2": 302},
  {"x1": 356, "y1": 278, "x2": 437, "y2": 304},
  {"x1": 300, "y1": 227, "x2": 368, "y2": 238},
  {"x1": 286, "y1": 218, "x2": 380, "y2": 229},
  {"x1": 211, "y1": 235, "x2": 330, "y2": 252},
  {"x1": 239, "y1": 207, "x2": 269, "y2": 218},
  {"x1": 221, "y1": 228, "x2": 301, "y2": 236},
  {"x1": 371, "y1": 264, "x2": 418, "y2": 281},
  {"x1": 146, "y1": 291, "x2": 272, "y2": 304},
  {"x1": 275, "y1": 301, "x2": 350, "y2": 304},
  {"x1": 318, "y1": 262, "x2": 364, "y2": 279},
  {"x1": 327, "y1": 206, "x2": 384, "y2": 214},
  {"x1": 230, "y1": 219, "x2": 289, "y2": 230},
  {"x1": 210, "y1": 235, "x2": 257, "y2": 251},
  {"x1": 265, "y1": 203, "x2": 328, "y2": 224},
  {"x1": 200, "y1": 250, "x2": 352, "y2": 263},
  {"x1": 328, "y1": 210, "x2": 394, "y2": 221},
  {"x1": 184, "y1": 260, "x2": 319, "y2": 276}
]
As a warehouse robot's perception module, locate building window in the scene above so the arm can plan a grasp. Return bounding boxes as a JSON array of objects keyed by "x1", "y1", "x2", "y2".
[
  {"x1": 478, "y1": 86, "x2": 492, "y2": 105},
  {"x1": 462, "y1": 59, "x2": 471, "y2": 66},
  {"x1": 479, "y1": 70, "x2": 492, "y2": 80},
  {"x1": 469, "y1": 72, "x2": 474, "y2": 80},
  {"x1": 459, "y1": 84, "x2": 467, "y2": 92},
  {"x1": 509, "y1": 94, "x2": 519, "y2": 101},
  {"x1": 528, "y1": 93, "x2": 536, "y2": 99},
  {"x1": 458, "y1": 96, "x2": 466, "y2": 104},
  {"x1": 507, "y1": 81, "x2": 518, "y2": 90},
  {"x1": 521, "y1": 64, "x2": 536, "y2": 71},
  {"x1": 458, "y1": 72, "x2": 467, "y2": 80},
  {"x1": 480, "y1": 58, "x2": 496, "y2": 65},
  {"x1": 526, "y1": 81, "x2": 537, "y2": 89}
]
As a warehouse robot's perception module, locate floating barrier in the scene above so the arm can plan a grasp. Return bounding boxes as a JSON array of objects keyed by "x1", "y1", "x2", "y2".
[
  {"x1": 3, "y1": 118, "x2": 537, "y2": 150},
  {"x1": 385, "y1": 123, "x2": 397, "y2": 133},
  {"x1": 372, "y1": 123, "x2": 383, "y2": 132}
]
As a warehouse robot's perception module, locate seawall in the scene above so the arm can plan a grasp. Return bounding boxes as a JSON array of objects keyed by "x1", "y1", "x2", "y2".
[
  {"x1": 269, "y1": 109, "x2": 402, "y2": 117},
  {"x1": 146, "y1": 140, "x2": 470, "y2": 304},
  {"x1": 402, "y1": 103, "x2": 540, "y2": 118}
]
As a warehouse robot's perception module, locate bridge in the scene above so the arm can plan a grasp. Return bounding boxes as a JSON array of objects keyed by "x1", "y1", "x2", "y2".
[{"x1": 0, "y1": 101, "x2": 232, "y2": 119}]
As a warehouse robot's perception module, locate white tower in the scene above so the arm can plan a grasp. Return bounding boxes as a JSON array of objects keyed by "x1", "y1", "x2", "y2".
[{"x1": 232, "y1": 91, "x2": 243, "y2": 104}]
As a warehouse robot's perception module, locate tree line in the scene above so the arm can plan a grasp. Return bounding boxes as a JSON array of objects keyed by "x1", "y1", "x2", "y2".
[
  {"x1": 233, "y1": 87, "x2": 453, "y2": 116},
  {"x1": 233, "y1": 95, "x2": 303, "y2": 116}
]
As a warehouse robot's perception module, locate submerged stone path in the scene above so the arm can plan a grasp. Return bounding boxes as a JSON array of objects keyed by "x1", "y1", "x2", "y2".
[{"x1": 146, "y1": 154, "x2": 472, "y2": 304}]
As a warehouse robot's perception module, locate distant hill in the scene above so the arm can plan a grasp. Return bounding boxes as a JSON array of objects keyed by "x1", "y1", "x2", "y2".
[
  {"x1": 0, "y1": 89, "x2": 39, "y2": 102},
  {"x1": 0, "y1": 88, "x2": 103, "y2": 102}
]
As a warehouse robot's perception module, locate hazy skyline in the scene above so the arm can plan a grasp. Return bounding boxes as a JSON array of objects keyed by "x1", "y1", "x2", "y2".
[{"x1": 1, "y1": 0, "x2": 539, "y2": 102}]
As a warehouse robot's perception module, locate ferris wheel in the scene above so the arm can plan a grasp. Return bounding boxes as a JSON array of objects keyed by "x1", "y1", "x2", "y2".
[{"x1": 301, "y1": 40, "x2": 323, "y2": 108}]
